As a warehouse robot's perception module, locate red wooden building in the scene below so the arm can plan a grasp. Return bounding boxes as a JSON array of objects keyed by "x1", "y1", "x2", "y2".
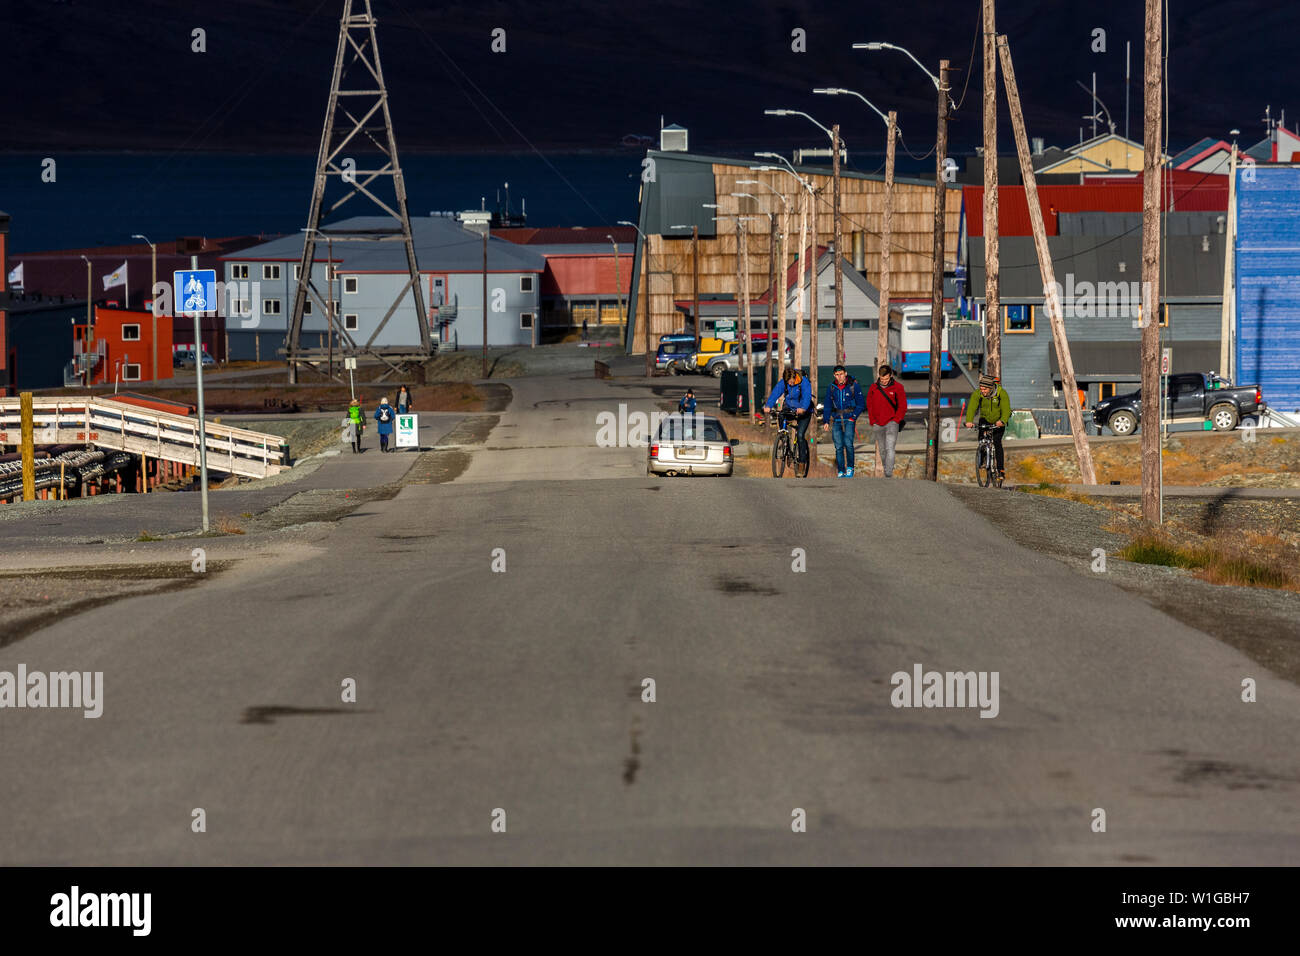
[{"x1": 76, "y1": 306, "x2": 174, "y2": 385}]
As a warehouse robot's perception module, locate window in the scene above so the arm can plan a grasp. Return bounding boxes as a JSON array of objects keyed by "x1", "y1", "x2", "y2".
[
  {"x1": 231, "y1": 264, "x2": 249, "y2": 280},
  {"x1": 303, "y1": 300, "x2": 312, "y2": 315},
  {"x1": 263, "y1": 264, "x2": 281, "y2": 280},
  {"x1": 1099, "y1": 382, "x2": 1118, "y2": 401},
  {"x1": 293, "y1": 264, "x2": 301, "y2": 280},
  {"x1": 520, "y1": 275, "x2": 535, "y2": 293},
  {"x1": 262, "y1": 299, "x2": 281, "y2": 315},
  {"x1": 122, "y1": 363, "x2": 141, "y2": 381},
  {"x1": 121, "y1": 324, "x2": 141, "y2": 341},
  {"x1": 344, "y1": 276, "x2": 358, "y2": 294},
  {"x1": 1004, "y1": 304, "x2": 1034, "y2": 333},
  {"x1": 343, "y1": 314, "x2": 358, "y2": 331},
  {"x1": 520, "y1": 312, "x2": 535, "y2": 329},
  {"x1": 232, "y1": 298, "x2": 251, "y2": 317}
]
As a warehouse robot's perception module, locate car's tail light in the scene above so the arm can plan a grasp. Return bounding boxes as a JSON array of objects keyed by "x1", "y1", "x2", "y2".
[
  {"x1": 722, "y1": 446, "x2": 732, "y2": 458},
  {"x1": 650, "y1": 444, "x2": 659, "y2": 457},
  {"x1": 1256, "y1": 388, "x2": 1262, "y2": 404}
]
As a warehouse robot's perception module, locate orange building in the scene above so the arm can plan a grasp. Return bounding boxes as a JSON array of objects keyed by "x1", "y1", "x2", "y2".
[{"x1": 76, "y1": 306, "x2": 173, "y2": 385}]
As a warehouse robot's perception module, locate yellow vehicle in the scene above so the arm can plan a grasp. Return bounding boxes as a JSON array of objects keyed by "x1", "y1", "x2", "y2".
[{"x1": 693, "y1": 337, "x2": 733, "y2": 370}]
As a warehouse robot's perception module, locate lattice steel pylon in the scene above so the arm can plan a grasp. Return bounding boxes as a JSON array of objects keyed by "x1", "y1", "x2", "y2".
[{"x1": 286, "y1": 0, "x2": 430, "y2": 383}]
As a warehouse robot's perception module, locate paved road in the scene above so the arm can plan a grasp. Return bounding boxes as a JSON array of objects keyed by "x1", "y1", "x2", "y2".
[{"x1": 1, "y1": 373, "x2": 1297, "y2": 865}]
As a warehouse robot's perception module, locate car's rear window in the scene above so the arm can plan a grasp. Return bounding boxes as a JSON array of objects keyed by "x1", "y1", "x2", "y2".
[{"x1": 659, "y1": 416, "x2": 727, "y2": 442}]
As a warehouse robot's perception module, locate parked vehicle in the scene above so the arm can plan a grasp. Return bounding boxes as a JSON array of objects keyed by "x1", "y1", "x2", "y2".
[
  {"x1": 1091, "y1": 372, "x2": 1264, "y2": 436},
  {"x1": 691, "y1": 337, "x2": 734, "y2": 372},
  {"x1": 655, "y1": 333, "x2": 698, "y2": 372},
  {"x1": 704, "y1": 338, "x2": 793, "y2": 378},
  {"x1": 647, "y1": 414, "x2": 737, "y2": 476},
  {"x1": 173, "y1": 347, "x2": 216, "y2": 369},
  {"x1": 891, "y1": 305, "x2": 951, "y2": 375}
]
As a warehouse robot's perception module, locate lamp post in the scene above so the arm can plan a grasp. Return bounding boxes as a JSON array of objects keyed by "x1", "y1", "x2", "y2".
[
  {"x1": 814, "y1": 88, "x2": 900, "y2": 372},
  {"x1": 713, "y1": 212, "x2": 760, "y2": 421},
  {"x1": 618, "y1": 220, "x2": 656, "y2": 377},
  {"x1": 738, "y1": 179, "x2": 789, "y2": 398},
  {"x1": 669, "y1": 224, "x2": 701, "y2": 348},
  {"x1": 301, "y1": 228, "x2": 339, "y2": 380},
  {"x1": 606, "y1": 233, "x2": 624, "y2": 338},
  {"x1": 132, "y1": 234, "x2": 158, "y2": 380},
  {"x1": 80, "y1": 255, "x2": 92, "y2": 387},
  {"x1": 768, "y1": 109, "x2": 847, "y2": 364},
  {"x1": 855, "y1": 41, "x2": 952, "y2": 481},
  {"x1": 754, "y1": 154, "x2": 815, "y2": 377}
]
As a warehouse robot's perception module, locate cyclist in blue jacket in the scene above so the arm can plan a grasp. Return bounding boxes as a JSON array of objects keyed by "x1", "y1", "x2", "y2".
[
  {"x1": 763, "y1": 367, "x2": 813, "y2": 464},
  {"x1": 820, "y1": 365, "x2": 866, "y2": 477}
]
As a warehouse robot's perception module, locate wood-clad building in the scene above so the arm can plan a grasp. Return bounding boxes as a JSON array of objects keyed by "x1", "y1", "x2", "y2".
[{"x1": 625, "y1": 149, "x2": 962, "y2": 354}]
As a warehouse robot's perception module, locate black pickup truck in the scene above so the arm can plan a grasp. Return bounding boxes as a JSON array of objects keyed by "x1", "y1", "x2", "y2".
[{"x1": 1091, "y1": 372, "x2": 1264, "y2": 436}]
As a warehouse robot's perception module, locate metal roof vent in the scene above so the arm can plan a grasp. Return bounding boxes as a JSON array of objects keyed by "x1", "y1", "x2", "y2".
[
  {"x1": 661, "y1": 124, "x2": 688, "y2": 152},
  {"x1": 1031, "y1": 137, "x2": 1044, "y2": 156}
]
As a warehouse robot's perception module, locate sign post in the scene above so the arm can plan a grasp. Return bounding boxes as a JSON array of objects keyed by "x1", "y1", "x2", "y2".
[
  {"x1": 174, "y1": 265, "x2": 216, "y2": 532},
  {"x1": 395, "y1": 413, "x2": 419, "y2": 449},
  {"x1": 344, "y1": 356, "x2": 357, "y2": 401}
]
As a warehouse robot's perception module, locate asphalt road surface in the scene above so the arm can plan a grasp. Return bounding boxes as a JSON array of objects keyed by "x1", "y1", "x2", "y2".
[{"x1": 1, "y1": 372, "x2": 1297, "y2": 865}]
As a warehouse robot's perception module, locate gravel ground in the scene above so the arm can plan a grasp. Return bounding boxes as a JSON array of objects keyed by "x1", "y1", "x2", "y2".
[{"x1": 948, "y1": 484, "x2": 1300, "y2": 685}]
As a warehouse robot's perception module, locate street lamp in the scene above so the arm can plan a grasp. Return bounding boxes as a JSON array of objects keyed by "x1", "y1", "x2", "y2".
[
  {"x1": 80, "y1": 255, "x2": 92, "y2": 387},
  {"x1": 132, "y1": 234, "x2": 158, "y2": 381},
  {"x1": 856, "y1": 39, "x2": 953, "y2": 480},
  {"x1": 606, "y1": 233, "x2": 624, "y2": 339},
  {"x1": 301, "y1": 227, "x2": 338, "y2": 379},
  {"x1": 714, "y1": 213, "x2": 761, "y2": 421},
  {"x1": 755, "y1": 157, "x2": 816, "y2": 374},
  {"x1": 670, "y1": 224, "x2": 701, "y2": 346},
  {"x1": 618, "y1": 220, "x2": 656, "y2": 376},
  {"x1": 739, "y1": 179, "x2": 790, "y2": 392},
  {"x1": 816, "y1": 87, "x2": 902, "y2": 380},
  {"x1": 767, "y1": 107, "x2": 847, "y2": 367}
]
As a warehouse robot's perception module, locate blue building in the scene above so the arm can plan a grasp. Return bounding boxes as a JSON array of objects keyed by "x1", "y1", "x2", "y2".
[
  {"x1": 220, "y1": 214, "x2": 545, "y2": 360},
  {"x1": 1234, "y1": 166, "x2": 1300, "y2": 413}
]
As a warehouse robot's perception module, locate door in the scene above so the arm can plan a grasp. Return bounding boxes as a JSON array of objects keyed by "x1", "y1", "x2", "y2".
[{"x1": 1169, "y1": 374, "x2": 1203, "y2": 417}]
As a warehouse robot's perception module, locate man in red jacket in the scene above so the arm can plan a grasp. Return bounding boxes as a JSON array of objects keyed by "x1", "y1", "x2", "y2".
[{"x1": 866, "y1": 364, "x2": 907, "y2": 477}]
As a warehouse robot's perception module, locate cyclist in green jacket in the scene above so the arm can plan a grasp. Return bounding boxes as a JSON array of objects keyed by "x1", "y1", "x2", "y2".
[
  {"x1": 347, "y1": 398, "x2": 364, "y2": 453},
  {"x1": 964, "y1": 373, "x2": 1011, "y2": 481}
]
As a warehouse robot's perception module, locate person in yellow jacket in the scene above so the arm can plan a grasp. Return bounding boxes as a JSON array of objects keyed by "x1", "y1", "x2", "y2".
[
  {"x1": 964, "y1": 373, "x2": 1011, "y2": 481},
  {"x1": 346, "y1": 398, "x2": 365, "y2": 453}
]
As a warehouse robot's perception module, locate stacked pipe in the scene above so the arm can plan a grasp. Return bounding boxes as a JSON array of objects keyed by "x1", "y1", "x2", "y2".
[{"x1": 0, "y1": 448, "x2": 132, "y2": 500}]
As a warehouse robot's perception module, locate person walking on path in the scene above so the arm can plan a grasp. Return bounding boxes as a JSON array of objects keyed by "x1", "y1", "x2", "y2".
[
  {"x1": 820, "y1": 365, "x2": 866, "y2": 478},
  {"x1": 964, "y1": 373, "x2": 1012, "y2": 483},
  {"x1": 582, "y1": 317, "x2": 589, "y2": 341},
  {"x1": 395, "y1": 385, "x2": 414, "y2": 415},
  {"x1": 678, "y1": 389, "x2": 696, "y2": 415},
  {"x1": 346, "y1": 398, "x2": 365, "y2": 453},
  {"x1": 374, "y1": 396, "x2": 397, "y2": 453},
  {"x1": 866, "y1": 364, "x2": 908, "y2": 478}
]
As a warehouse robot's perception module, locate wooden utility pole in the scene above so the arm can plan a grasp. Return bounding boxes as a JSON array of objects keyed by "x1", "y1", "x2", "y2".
[
  {"x1": 809, "y1": 185, "x2": 821, "y2": 460},
  {"x1": 1140, "y1": 0, "x2": 1163, "y2": 521},
  {"x1": 793, "y1": 188, "x2": 808, "y2": 369},
  {"x1": 875, "y1": 111, "x2": 898, "y2": 477},
  {"x1": 877, "y1": 111, "x2": 897, "y2": 370},
  {"x1": 481, "y1": 230, "x2": 489, "y2": 378},
  {"x1": 20, "y1": 391, "x2": 35, "y2": 502},
  {"x1": 741, "y1": 221, "x2": 755, "y2": 422},
  {"x1": 642, "y1": 233, "x2": 654, "y2": 377},
  {"x1": 923, "y1": 60, "x2": 951, "y2": 482},
  {"x1": 999, "y1": 35, "x2": 1097, "y2": 485},
  {"x1": 777, "y1": 193, "x2": 790, "y2": 385},
  {"x1": 692, "y1": 225, "x2": 701, "y2": 352},
  {"x1": 832, "y1": 124, "x2": 845, "y2": 365},
  {"x1": 983, "y1": 0, "x2": 1001, "y2": 378},
  {"x1": 766, "y1": 211, "x2": 778, "y2": 399}
]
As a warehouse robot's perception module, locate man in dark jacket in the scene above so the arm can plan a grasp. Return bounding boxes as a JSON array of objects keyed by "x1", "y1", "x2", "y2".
[
  {"x1": 678, "y1": 389, "x2": 696, "y2": 414},
  {"x1": 763, "y1": 367, "x2": 814, "y2": 464},
  {"x1": 820, "y1": 365, "x2": 866, "y2": 477},
  {"x1": 866, "y1": 364, "x2": 908, "y2": 478}
]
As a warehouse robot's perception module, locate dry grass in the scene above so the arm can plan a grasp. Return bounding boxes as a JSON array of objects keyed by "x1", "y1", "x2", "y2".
[
  {"x1": 1118, "y1": 528, "x2": 1298, "y2": 591},
  {"x1": 212, "y1": 517, "x2": 246, "y2": 536}
]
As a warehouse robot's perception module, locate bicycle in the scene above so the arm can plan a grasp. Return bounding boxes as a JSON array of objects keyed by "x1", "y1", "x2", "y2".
[
  {"x1": 974, "y1": 421, "x2": 1003, "y2": 488},
  {"x1": 770, "y1": 409, "x2": 810, "y2": 478}
]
